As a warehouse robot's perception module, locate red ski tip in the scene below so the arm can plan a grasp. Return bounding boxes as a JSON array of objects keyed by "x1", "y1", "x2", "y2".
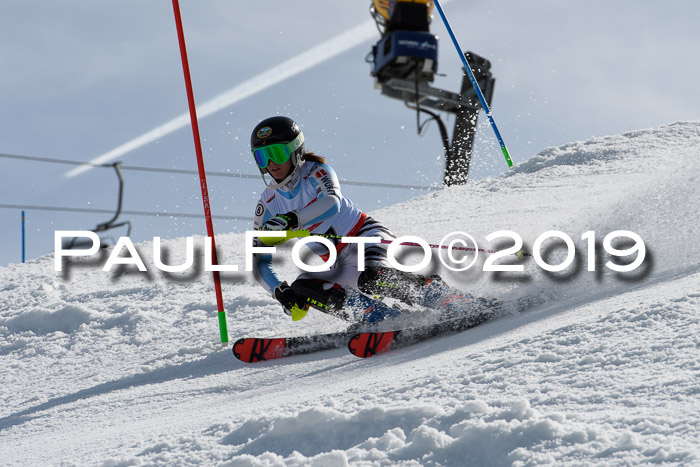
[
  {"x1": 348, "y1": 332, "x2": 396, "y2": 358},
  {"x1": 233, "y1": 338, "x2": 286, "y2": 363}
]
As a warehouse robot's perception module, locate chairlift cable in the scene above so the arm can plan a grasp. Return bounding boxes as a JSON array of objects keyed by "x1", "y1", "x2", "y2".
[{"x1": 0, "y1": 152, "x2": 434, "y2": 190}]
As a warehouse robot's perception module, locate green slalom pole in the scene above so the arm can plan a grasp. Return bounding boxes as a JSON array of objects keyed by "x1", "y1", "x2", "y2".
[{"x1": 433, "y1": 0, "x2": 513, "y2": 168}]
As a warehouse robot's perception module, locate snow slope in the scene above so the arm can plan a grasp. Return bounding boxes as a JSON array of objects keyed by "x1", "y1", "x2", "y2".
[{"x1": 1, "y1": 122, "x2": 699, "y2": 465}]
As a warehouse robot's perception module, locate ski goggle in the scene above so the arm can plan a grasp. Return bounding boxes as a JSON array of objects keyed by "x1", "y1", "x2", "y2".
[{"x1": 252, "y1": 133, "x2": 304, "y2": 169}]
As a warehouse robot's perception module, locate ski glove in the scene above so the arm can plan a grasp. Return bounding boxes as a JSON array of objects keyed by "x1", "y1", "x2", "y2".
[
  {"x1": 262, "y1": 211, "x2": 299, "y2": 231},
  {"x1": 273, "y1": 282, "x2": 310, "y2": 321}
]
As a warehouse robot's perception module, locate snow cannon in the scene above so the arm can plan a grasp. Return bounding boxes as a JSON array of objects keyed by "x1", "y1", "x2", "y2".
[
  {"x1": 369, "y1": 0, "x2": 437, "y2": 84},
  {"x1": 366, "y1": 0, "x2": 498, "y2": 186}
]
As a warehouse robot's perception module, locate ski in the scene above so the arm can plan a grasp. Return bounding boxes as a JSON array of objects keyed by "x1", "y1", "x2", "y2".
[
  {"x1": 347, "y1": 312, "x2": 490, "y2": 358},
  {"x1": 235, "y1": 294, "x2": 506, "y2": 362},
  {"x1": 232, "y1": 329, "x2": 354, "y2": 363}
]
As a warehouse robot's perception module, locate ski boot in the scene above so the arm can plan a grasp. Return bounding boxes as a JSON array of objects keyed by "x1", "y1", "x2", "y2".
[
  {"x1": 420, "y1": 275, "x2": 501, "y2": 319},
  {"x1": 357, "y1": 266, "x2": 499, "y2": 318},
  {"x1": 290, "y1": 278, "x2": 403, "y2": 325},
  {"x1": 345, "y1": 291, "x2": 403, "y2": 324}
]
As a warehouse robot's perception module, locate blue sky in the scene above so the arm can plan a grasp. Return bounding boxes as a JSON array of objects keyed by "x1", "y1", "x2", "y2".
[{"x1": 1, "y1": 0, "x2": 698, "y2": 267}]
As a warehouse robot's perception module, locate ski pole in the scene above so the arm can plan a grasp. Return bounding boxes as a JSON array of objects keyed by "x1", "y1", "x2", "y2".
[
  {"x1": 259, "y1": 230, "x2": 530, "y2": 258},
  {"x1": 377, "y1": 238, "x2": 529, "y2": 258},
  {"x1": 432, "y1": 0, "x2": 514, "y2": 168},
  {"x1": 378, "y1": 238, "x2": 494, "y2": 255},
  {"x1": 21, "y1": 210, "x2": 26, "y2": 263}
]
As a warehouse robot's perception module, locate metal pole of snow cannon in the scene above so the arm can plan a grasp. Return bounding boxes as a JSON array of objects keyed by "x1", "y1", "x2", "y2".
[
  {"x1": 21, "y1": 210, "x2": 26, "y2": 263},
  {"x1": 432, "y1": 0, "x2": 514, "y2": 168},
  {"x1": 171, "y1": 0, "x2": 228, "y2": 344}
]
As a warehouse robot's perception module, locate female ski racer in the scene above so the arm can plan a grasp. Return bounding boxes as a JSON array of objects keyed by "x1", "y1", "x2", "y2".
[{"x1": 249, "y1": 116, "x2": 473, "y2": 324}]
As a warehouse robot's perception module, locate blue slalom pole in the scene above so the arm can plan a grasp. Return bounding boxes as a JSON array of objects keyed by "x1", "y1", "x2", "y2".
[
  {"x1": 21, "y1": 210, "x2": 26, "y2": 263},
  {"x1": 433, "y1": 0, "x2": 513, "y2": 167}
]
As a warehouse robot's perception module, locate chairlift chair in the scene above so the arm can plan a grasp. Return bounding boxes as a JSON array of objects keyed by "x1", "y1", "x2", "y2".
[{"x1": 63, "y1": 162, "x2": 132, "y2": 249}]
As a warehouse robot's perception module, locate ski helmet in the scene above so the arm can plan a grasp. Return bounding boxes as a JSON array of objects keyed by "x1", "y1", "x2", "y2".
[{"x1": 250, "y1": 116, "x2": 305, "y2": 188}]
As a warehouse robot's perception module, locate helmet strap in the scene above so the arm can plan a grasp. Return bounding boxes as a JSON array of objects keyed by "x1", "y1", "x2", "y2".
[{"x1": 260, "y1": 151, "x2": 305, "y2": 189}]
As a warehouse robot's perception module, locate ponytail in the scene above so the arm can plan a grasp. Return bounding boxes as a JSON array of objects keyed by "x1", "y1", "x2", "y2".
[{"x1": 303, "y1": 152, "x2": 327, "y2": 164}]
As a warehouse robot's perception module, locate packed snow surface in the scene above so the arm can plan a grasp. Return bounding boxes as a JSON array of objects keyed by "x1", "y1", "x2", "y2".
[{"x1": 1, "y1": 122, "x2": 699, "y2": 465}]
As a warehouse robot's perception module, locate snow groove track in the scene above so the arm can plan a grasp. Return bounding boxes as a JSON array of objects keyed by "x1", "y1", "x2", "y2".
[{"x1": 2, "y1": 122, "x2": 699, "y2": 465}]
